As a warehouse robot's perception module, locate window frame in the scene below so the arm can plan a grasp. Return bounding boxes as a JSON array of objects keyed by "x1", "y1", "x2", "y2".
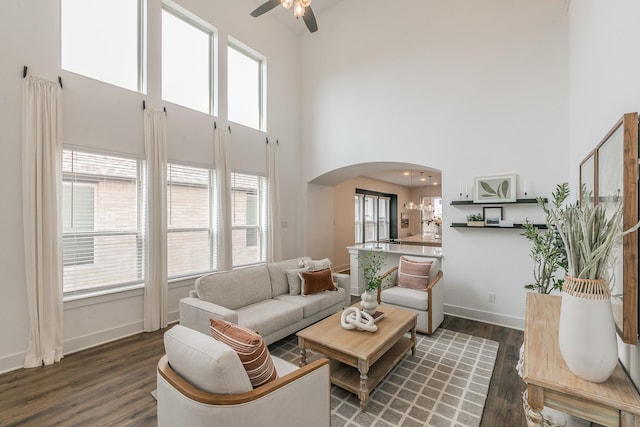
[
  {"x1": 231, "y1": 171, "x2": 268, "y2": 268},
  {"x1": 354, "y1": 189, "x2": 395, "y2": 244},
  {"x1": 161, "y1": 2, "x2": 218, "y2": 115},
  {"x1": 227, "y1": 37, "x2": 267, "y2": 131},
  {"x1": 166, "y1": 162, "x2": 217, "y2": 280},
  {"x1": 62, "y1": 148, "x2": 146, "y2": 298},
  {"x1": 60, "y1": 0, "x2": 147, "y2": 93}
]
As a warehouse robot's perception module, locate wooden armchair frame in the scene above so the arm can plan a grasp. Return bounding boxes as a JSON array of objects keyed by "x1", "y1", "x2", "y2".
[{"x1": 157, "y1": 355, "x2": 329, "y2": 405}]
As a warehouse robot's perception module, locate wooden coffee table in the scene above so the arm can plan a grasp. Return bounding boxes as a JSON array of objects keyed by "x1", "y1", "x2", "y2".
[{"x1": 297, "y1": 304, "x2": 417, "y2": 412}]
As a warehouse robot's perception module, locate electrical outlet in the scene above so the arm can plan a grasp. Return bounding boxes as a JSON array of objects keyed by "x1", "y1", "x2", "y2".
[{"x1": 488, "y1": 292, "x2": 496, "y2": 303}]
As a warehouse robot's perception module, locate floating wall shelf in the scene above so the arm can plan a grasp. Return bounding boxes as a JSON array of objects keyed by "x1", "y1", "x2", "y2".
[
  {"x1": 450, "y1": 222, "x2": 547, "y2": 230},
  {"x1": 450, "y1": 198, "x2": 547, "y2": 206}
]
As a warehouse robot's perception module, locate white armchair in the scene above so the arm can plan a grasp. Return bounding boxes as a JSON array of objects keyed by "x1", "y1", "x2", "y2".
[
  {"x1": 157, "y1": 325, "x2": 331, "y2": 427},
  {"x1": 377, "y1": 256, "x2": 444, "y2": 334}
]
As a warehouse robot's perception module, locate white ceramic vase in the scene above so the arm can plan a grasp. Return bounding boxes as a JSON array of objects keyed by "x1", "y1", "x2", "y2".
[
  {"x1": 360, "y1": 290, "x2": 378, "y2": 315},
  {"x1": 558, "y1": 276, "x2": 618, "y2": 383}
]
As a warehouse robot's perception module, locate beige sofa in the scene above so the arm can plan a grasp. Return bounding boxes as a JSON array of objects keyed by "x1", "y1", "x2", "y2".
[{"x1": 179, "y1": 257, "x2": 350, "y2": 344}]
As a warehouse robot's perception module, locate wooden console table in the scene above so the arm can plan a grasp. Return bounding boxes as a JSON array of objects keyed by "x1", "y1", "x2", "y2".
[{"x1": 523, "y1": 293, "x2": 640, "y2": 426}]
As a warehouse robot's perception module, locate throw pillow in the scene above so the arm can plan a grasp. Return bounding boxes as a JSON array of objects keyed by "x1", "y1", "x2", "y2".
[
  {"x1": 209, "y1": 319, "x2": 278, "y2": 388},
  {"x1": 286, "y1": 267, "x2": 308, "y2": 296},
  {"x1": 301, "y1": 257, "x2": 332, "y2": 272},
  {"x1": 397, "y1": 256, "x2": 433, "y2": 291},
  {"x1": 299, "y1": 268, "x2": 337, "y2": 295}
]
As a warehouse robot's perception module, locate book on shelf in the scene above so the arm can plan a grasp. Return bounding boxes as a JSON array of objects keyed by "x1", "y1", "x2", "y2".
[{"x1": 372, "y1": 311, "x2": 384, "y2": 322}]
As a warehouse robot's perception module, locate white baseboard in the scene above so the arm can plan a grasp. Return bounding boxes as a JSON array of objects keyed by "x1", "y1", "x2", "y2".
[
  {"x1": 444, "y1": 304, "x2": 524, "y2": 330},
  {"x1": 0, "y1": 309, "x2": 180, "y2": 375},
  {"x1": 0, "y1": 351, "x2": 27, "y2": 374},
  {"x1": 65, "y1": 308, "x2": 180, "y2": 355}
]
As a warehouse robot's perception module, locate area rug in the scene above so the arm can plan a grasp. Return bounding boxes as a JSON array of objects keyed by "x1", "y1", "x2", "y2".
[{"x1": 268, "y1": 328, "x2": 499, "y2": 427}]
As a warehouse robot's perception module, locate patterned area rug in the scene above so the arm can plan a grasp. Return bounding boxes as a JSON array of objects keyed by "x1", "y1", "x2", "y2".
[{"x1": 268, "y1": 328, "x2": 499, "y2": 427}]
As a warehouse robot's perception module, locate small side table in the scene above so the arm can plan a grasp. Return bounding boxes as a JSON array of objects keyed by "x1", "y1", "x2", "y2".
[{"x1": 523, "y1": 293, "x2": 640, "y2": 427}]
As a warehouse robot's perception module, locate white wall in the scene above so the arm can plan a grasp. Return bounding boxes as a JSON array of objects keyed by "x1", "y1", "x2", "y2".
[
  {"x1": 301, "y1": 0, "x2": 569, "y2": 329},
  {"x1": 568, "y1": 0, "x2": 640, "y2": 388},
  {"x1": 0, "y1": 0, "x2": 303, "y2": 373}
]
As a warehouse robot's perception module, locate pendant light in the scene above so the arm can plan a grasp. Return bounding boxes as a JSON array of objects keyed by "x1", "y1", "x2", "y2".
[{"x1": 404, "y1": 170, "x2": 418, "y2": 210}]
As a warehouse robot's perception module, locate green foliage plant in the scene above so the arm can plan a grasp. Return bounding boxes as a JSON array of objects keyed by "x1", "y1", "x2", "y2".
[
  {"x1": 359, "y1": 251, "x2": 388, "y2": 292},
  {"x1": 466, "y1": 213, "x2": 484, "y2": 222},
  {"x1": 522, "y1": 183, "x2": 569, "y2": 294}
]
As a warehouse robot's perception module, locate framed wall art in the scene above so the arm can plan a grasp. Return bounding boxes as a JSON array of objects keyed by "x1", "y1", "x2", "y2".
[
  {"x1": 483, "y1": 206, "x2": 503, "y2": 227},
  {"x1": 473, "y1": 174, "x2": 517, "y2": 203}
]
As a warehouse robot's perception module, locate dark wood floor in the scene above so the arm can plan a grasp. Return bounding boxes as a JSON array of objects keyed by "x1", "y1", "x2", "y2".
[{"x1": 0, "y1": 315, "x2": 526, "y2": 426}]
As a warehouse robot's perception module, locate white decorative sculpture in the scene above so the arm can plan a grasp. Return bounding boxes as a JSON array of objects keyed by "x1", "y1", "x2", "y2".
[{"x1": 340, "y1": 307, "x2": 377, "y2": 332}]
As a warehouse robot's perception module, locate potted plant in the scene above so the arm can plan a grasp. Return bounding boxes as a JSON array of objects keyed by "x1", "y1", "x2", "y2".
[
  {"x1": 521, "y1": 183, "x2": 568, "y2": 294},
  {"x1": 358, "y1": 251, "x2": 388, "y2": 315},
  {"x1": 466, "y1": 213, "x2": 484, "y2": 227},
  {"x1": 547, "y1": 184, "x2": 640, "y2": 382}
]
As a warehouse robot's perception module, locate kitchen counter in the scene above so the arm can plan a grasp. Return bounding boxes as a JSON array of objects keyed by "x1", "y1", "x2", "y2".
[{"x1": 394, "y1": 234, "x2": 441, "y2": 247}]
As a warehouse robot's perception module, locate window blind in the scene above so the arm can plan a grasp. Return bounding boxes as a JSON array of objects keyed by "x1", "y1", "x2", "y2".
[
  {"x1": 167, "y1": 163, "x2": 215, "y2": 279},
  {"x1": 62, "y1": 150, "x2": 144, "y2": 294},
  {"x1": 231, "y1": 172, "x2": 267, "y2": 267}
]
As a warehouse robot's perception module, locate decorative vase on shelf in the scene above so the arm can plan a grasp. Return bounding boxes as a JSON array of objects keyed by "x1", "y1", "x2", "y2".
[
  {"x1": 558, "y1": 275, "x2": 618, "y2": 383},
  {"x1": 360, "y1": 290, "x2": 378, "y2": 315}
]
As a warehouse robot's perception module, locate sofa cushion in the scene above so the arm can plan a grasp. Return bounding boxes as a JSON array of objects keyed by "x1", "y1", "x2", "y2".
[
  {"x1": 236, "y1": 299, "x2": 304, "y2": 338},
  {"x1": 397, "y1": 256, "x2": 433, "y2": 291},
  {"x1": 300, "y1": 268, "x2": 337, "y2": 295},
  {"x1": 163, "y1": 325, "x2": 252, "y2": 394},
  {"x1": 286, "y1": 267, "x2": 308, "y2": 296},
  {"x1": 266, "y1": 258, "x2": 310, "y2": 297},
  {"x1": 210, "y1": 319, "x2": 278, "y2": 388},
  {"x1": 275, "y1": 287, "x2": 346, "y2": 318},
  {"x1": 301, "y1": 258, "x2": 332, "y2": 272},
  {"x1": 196, "y1": 265, "x2": 272, "y2": 310},
  {"x1": 381, "y1": 286, "x2": 429, "y2": 311}
]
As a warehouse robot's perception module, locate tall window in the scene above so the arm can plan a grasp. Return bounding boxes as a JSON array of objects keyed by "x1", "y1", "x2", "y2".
[
  {"x1": 231, "y1": 172, "x2": 267, "y2": 267},
  {"x1": 378, "y1": 197, "x2": 390, "y2": 241},
  {"x1": 354, "y1": 191, "x2": 393, "y2": 244},
  {"x1": 61, "y1": 0, "x2": 144, "y2": 92},
  {"x1": 62, "y1": 150, "x2": 145, "y2": 294},
  {"x1": 162, "y1": 4, "x2": 215, "y2": 114},
  {"x1": 167, "y1": 164, "x2": 216, "y2": 279},
  {"x1": 227, "y1": 40, "x2": 265, "y2": 131}
]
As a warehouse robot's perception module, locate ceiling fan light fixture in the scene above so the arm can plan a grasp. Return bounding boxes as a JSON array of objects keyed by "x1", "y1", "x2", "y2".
[
  {"x1": 281, "y1": 0, "x2": 293, "y2": 8},
  {"x1": 293, "y1": 0, "x2": 305, "y2": 17},
  {"x1": 300, "y1": 0, "x2": 312, "y2": 7}
]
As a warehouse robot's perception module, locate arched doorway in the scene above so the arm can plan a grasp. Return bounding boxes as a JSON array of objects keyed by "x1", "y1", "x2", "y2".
[{"x1": 305, "y1": 162, "x2": 442, "y2": 272}]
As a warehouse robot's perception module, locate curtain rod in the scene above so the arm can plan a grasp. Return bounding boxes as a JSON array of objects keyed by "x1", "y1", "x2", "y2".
[
  {"x1": 214, "y1": 122, "x2": 231, "y2": 133},
  {"x1": 142, "y1": 100, "x2": 167, "y2": 115},
  {"x1": 23, "y1": 66, "x2": 63, "y2": 88}
]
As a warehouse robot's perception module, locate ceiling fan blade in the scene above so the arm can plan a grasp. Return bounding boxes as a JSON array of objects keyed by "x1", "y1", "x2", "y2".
[
  {"x1": 302, "y1": 5, "x2": 318, "y2": 33},
  {"x1": 251, "y1": 0, "x2": 281, "y2": 17}
]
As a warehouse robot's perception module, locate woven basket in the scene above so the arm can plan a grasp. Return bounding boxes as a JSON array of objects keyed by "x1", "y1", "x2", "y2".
[{"x1": 562, "y1": 275, "x2": 609, "y2": 300}]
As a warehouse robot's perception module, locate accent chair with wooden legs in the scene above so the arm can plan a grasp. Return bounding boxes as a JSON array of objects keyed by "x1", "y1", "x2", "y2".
[{"x1": 377, "y1": 256, "x2": 444, "y2": 334}]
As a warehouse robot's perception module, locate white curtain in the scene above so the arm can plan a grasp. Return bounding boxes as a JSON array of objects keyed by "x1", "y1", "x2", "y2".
[
  {"x1": 214, "y1": 127, "x2": 232, "y2": 271},
  {"x1": 143, "y1": 109, "x2": 168, "y2": 332},
  {"x1": 22, "y1": 75, "x2": 64, "y2": 368},
  {"x1": 266, "y1": 140, "x2": 282, "y2": 262}
]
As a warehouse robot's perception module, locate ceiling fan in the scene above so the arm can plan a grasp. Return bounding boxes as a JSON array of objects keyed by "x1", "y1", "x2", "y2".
[{"x1": 251, "y1": 0, "x2": 318, "y2": 33}]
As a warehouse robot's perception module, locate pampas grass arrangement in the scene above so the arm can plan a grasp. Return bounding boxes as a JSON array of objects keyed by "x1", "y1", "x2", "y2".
[{"x1": 547, "y1": 184, "x2": 640, "y2": 280}]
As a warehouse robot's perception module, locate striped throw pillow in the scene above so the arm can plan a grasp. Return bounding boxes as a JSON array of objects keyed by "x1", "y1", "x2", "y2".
[
  {"x1": 397, "y1": 256, "x2": 433, "y2": 291},
  {"x1": 209, "y1": 319, "x2": 278, "y2": 388}
]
